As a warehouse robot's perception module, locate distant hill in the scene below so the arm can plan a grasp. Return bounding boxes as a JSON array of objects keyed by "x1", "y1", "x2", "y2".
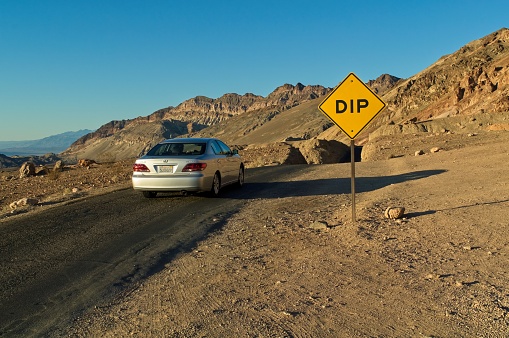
[{"x1": 0, "y1": 130, "x2": 93, "y2": 156}]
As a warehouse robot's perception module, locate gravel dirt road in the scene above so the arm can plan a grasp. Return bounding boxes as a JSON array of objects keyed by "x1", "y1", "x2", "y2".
[{"x1": 2, "y1": 128, "x2": 509, "y2": 337}]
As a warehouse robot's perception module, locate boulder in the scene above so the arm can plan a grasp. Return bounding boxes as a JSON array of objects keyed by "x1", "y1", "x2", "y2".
[
  {"x1": 54, "y1": 160, "x2": 64, "y2": 172},
  {"x1": 384, "y1": 207, "x2": 405, "y2": 219},
  {"x1": 240, "y1": 143, "x2": 306, "y2": 168},
  {"x1": 293, "y1": 139, "x2": 349, "y2": 164},
  {"x1": 19, "y1": 162, "x2": 36, "y2": 178}
]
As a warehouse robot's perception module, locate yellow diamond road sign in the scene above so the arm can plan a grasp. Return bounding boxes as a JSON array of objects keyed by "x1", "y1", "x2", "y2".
[{"x1": 319, "y1": 73, "x2": 386, "y2": 139}]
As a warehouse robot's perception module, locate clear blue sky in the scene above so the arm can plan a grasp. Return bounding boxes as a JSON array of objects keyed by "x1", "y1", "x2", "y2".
[{"x1": 1, "y1": 0, "x2": 507, "y2": 141}]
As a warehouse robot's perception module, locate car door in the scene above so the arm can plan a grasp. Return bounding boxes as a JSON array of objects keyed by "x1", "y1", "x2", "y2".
[
  {"x1": 210, "y1": 140, "x2": 229, "y2": 183},
  {"x1": 215, "y1": 140, "x2": 237, "y2": 184}
]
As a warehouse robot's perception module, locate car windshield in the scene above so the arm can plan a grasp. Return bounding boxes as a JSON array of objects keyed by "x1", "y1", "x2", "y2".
[{"x1": 146, "y1": 142, "x2": 206, "y2": 156}]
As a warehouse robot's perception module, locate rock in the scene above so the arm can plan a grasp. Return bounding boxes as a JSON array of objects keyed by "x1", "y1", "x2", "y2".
[
  {"x1": 309, "y1": 221, "x2": 329, "y2": 230},
  {"x1": 54, "y1": 160, "x2": 64, "y2": 172},
  {"x1": 415, "y1": 150, "x2": 425, "y2": 156},
  {"x1": 78, "y1": 159, "x2": 96, "y2": 167},
  {"x1": 35, "y1": 165, "x2": 49, "y2": 175},
  {"x1": 487, "y1": 123, "x2": 509, "y2": 131},
  {"x1": 293, "y1": 139, "x2": 349, "y2": 165},
  {"x1": 384, "y1": 207, "x2": 405, "y2": 219},
  {"x1": 9, "y1": 197, "x2": 39, "y2": 209},
  {"x1": 19, "y1": 162, "x2": 36, "y2": 178},
  {"x1": 430, "y1": 147, "x2": 441, "y2": 153},
  {"x1": 240, "y1": 143, "x2": 307, "y2": 168}
]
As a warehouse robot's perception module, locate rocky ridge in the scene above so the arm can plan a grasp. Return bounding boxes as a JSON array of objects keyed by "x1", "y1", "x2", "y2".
[
  {"x1": 366, "y1": 74, "x2": 403, "y2": 95},
  {"x1": 58, "y1": 74, "x2": 402, "y2": 165},
  {"x1": 59, "y1": 29, "x2": 509, "y2": 166},
  {"x1": 381, "y1": 28, "x2": 509, "y2": 124},
  {"x1": 61, "y1": 83, "x2": 330, "y2": 162}
]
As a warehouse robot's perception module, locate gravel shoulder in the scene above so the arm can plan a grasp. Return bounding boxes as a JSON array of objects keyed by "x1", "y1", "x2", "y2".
[
  {"x1": 0, "y1": 161, "x2": 133, "y2": 221},
  {"x1": 58, "y1": 130, "x2": 509, "y2": 337}
]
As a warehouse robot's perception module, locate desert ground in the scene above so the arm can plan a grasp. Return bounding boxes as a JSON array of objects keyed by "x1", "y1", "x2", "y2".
[{"x1": 1, "y1": 125, "x2": 509, "y2": 337}]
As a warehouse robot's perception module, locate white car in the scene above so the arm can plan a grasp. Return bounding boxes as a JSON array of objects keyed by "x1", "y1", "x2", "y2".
[{"x1": 132, "y1": 138, "x2": 244, "y2": 198}]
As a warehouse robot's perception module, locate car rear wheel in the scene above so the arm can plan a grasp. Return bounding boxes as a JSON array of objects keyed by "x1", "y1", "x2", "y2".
[
  {"x1": 237, "y1": 167, "x2": 244, "y2": 188},
  {"x1": 210, "y1": 172, "x2": 221, "y2": 197},
  {"x1": 142, "y1": 191, "x2": 157, "y2": 198}
]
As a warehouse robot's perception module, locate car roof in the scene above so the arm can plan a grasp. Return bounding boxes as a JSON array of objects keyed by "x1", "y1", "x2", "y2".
[{"x1": 159, "y1": 138, "x2": 218, "y2": 144}]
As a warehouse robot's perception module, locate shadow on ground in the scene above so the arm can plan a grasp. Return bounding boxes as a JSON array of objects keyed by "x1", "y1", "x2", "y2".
[{"x1": 237, "y1": 169, "x2": 447, "y2": 199}]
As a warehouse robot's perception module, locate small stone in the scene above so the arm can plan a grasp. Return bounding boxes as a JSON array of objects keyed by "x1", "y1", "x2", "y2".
[
  {"x1": 309, "y1": 221, "x2": 328, "y2": 230},
  {"x1": 430, "y1": 147, "x2": 441, "y2": 153},
  {"x1": 415, "y1": 150, "x2": 424, "y2": 156},
  {"x1": 384, "y1": 207, "x2": 405, "y2": 219}
]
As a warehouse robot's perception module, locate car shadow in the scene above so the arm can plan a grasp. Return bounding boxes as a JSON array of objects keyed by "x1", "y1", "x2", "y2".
[{"x1": 232, "y1": 169, "x2": 447, "y2": 199}]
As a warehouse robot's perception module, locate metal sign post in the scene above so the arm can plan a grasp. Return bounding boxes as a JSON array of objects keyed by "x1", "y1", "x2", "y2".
[
  {"x1": 350, "y1": 139, "x2": 356, "y2": 222},
  {"x1": 318, "y1": 73, "x2": 386, "y2": 223}
]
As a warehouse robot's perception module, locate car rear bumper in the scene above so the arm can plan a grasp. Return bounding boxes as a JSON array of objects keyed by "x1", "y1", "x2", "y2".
[{"x1": 132, "y1": 173, "x2": 212, "y2": 192}]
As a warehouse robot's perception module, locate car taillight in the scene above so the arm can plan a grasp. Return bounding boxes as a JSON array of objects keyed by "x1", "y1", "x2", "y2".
[
  {"x1": 133, "y1": 163, "x2": 150, "y2": 172},
  {"x1": 182, "y1": 163, "x2": 207, "y2": 172}
]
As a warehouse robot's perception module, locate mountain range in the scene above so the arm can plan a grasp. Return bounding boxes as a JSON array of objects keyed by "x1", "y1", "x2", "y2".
[
  {"x1": 1, "y1": 28, "x2": 508, "y2": 168},
  {"x1": 0, "y1": 130, "x2": 92, "y2": 157}
]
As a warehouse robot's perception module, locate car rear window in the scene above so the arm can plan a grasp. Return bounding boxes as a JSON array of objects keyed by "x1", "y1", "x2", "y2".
[{"x1": 146, "y1": 143, "x2": 206, "y2": 156}]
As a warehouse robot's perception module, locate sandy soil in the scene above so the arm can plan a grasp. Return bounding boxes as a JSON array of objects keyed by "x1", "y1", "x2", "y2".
[{"x1": 2, "y1": 129, "x2": 509, "y2": 337}]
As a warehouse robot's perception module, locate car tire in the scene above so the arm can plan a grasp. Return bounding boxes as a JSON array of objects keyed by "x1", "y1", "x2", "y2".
[
  {"x1": 210, "y1": 172, "x2": 221, "y2": 197},
  {"x1": 143, "y1": 191, "x2": 157, "y2": 198},
  {"x1": 237, "y1": 166, "x2": 244, "y2": 188}
]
